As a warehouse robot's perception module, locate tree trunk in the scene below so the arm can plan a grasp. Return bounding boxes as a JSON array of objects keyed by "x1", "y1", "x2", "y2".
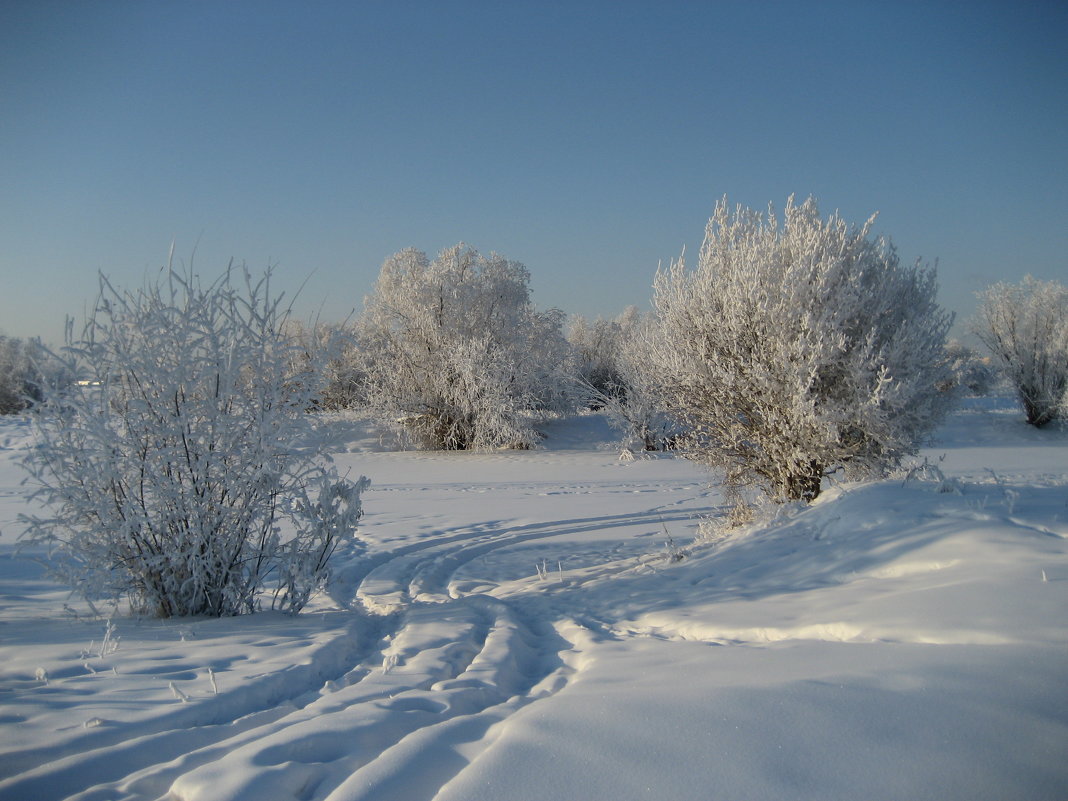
[
  {"x1": 1021, "y1": 390, "x2": 1058, "y2": 428},
  {"x1": 781, "y1": 461, "x2": 823, "y2": 502}
]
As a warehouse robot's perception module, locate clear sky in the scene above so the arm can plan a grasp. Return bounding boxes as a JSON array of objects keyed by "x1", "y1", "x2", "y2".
[{"x1": 2, "y1": 0, "x2": 1065, "y2": 344}]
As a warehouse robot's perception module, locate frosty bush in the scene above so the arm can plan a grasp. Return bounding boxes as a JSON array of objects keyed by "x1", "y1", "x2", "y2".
[
  {"x1": 971, "y1": 276, "x2": 1068, "y2": 427},
  {"x1": 941, "y1": 340, "x2": 998, "y2": 397},
  {"x1": 576, "y1": 309, "x2": 678, "y2": 451},
  {"x1": 0, "y1": 336, "x2": 71, "y2": 414},
  {"x1": 317, "y1": 326, "x2": 369, "y2": 412},
  {"x1": 359, "y1": 244, "x2": 572, "y2": 449},
  {"x1": 568, "y1": 308, "x2": 636, "y2": 406},
  {"x1": 650, "y1": 196, "x2": 954, "y2": 502},
  {"x1": 284, "y1": 320, "x2": 367, "y2": 412},
  {"x1": 0, "y1": 336, "x2": 37, "y2": 414},
  {"x1": 19, "y1": 265, "x2": 369, "y2": 617}
]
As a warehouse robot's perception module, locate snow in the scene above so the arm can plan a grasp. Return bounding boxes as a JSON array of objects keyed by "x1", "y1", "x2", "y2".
[{"x1": 1, "y1": 397, "x2": 1066, "y2": 800}]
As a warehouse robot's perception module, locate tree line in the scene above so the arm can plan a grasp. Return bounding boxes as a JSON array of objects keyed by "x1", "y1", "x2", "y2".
[{"x1": 7, "y1": 195, "x2": 1067, "y2": 617}]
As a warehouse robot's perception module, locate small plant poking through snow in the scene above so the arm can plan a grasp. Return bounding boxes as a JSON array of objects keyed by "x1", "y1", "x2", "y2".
[
  {"x1": 97, "y1": 618, "x2": 119, "y2": 658},
  {"x1": 660, "y1": 520, "x2": 688, "y2": 562},
  {"x1": 903, "y1": 457, "x2": 963, "y2": 495},
  {"x1": 985, "y1": 468, "x2": 1020, "y2": 514}
]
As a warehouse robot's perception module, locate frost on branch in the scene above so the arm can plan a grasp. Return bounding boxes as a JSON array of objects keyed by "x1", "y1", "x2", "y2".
[
  {"x1": 650, "y1": 196, "x2": 954, "y2": 502},
  {"x1": 19, "y1": 264, "x2": 370, "y2": 617},
  {"x1": 971, "y1": 276, "x2": 1068, "y2": 427},
  {"x1": 358, "y1": 244, "x2": 573, "y2": 450}
]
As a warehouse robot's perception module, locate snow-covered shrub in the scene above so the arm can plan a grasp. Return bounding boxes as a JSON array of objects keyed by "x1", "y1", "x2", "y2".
[
  {"x1": 0, "y1": 336, "x2": 35, "y2": 414},
  {"x1": 568, "y1": 307, "x2": 639, "y2": 406},
  {"x1": 588, "y1": 310, "x2": 678, "y2": 452},
  {"x1": 650, "y1": 195, "x2": 954, "y2": 502},
  {"x1": 284, "y1": 320, "x2": 367, "y2": 411},
  {"x1": 940, "y1": 340, "x2": 998, "y2": 397},
  {"x1": 359, "y1": 244, "x2": 573, "y2": 449},
  {"x1": 0, "y1": 336, "x2": 72, "y2": 414},
  {"x1": 19, "y1": 265, "x2": 369, "y2": 617},
  {"x1": 971, "y1": 276, "x2": 1068, "y2": 427},
  {"x1": 318, "y1": 326, "x2": 369, "y2": 412}
]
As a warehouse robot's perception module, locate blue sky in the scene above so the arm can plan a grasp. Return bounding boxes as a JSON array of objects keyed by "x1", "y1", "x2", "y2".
[{"x1": 2, "y1": 0, "x2": 1065, "y2": 344}]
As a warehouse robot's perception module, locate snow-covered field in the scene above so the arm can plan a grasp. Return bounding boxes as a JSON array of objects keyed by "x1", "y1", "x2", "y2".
[{"x1": 1, "y1": 398, "x2": 1066, "y2": 801}]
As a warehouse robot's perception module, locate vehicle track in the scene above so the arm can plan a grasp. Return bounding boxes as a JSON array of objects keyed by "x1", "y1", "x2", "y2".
[{"x1": 0, "y1": 480, "x2": 711, "y2": 801}]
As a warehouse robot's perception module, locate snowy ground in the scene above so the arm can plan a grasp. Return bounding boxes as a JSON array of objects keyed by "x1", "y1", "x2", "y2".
[{"x1": 0, "y1": 398, "x2": 1065, "y2": 801}]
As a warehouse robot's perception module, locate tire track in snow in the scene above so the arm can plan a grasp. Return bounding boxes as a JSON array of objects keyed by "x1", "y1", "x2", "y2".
[
  {"x1": 307, "y1": 502, "x2": 713, "y2": 801},
  {"x1": 0, "y1": 523, "x2": 571, "y2": 799},
  {"x1": 0, "y1": 612, "x2": 396, "y2": 801},
  {"x1": 159, "y1": 597, "x2": 573, "y2": 801},
  {"x1": 355, "y1": 504, "x2": 713, "y2": 610},
  {"x1": 1, "y1": 480, "x2": 712, "y2": 800},
  {"x1": 161, "y1": 501, "x2": 705, "y2": 799}
]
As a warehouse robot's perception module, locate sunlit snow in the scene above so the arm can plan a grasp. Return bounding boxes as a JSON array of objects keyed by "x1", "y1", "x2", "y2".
[{"x1": 0, "y1": 396, "x2": 1065, "y2": 800}]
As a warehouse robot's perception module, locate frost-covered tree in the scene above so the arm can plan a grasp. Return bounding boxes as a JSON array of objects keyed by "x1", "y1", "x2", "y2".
[
  {"x1": 568, "y1": 309, "x2": 632, "y2": 405},
  {"x1": 318, "y1": 325, "x2": 369, "y2": 412},
  {"x1": 941, "y1": 340, "x2": 998, "y2": 397},
  {"x1": 971, "y1": 276, "x2": 1068, "y2": 427},
  {"x1": 19, "y1": 265, "x2": 369, "y2": 617},
  {"x1": 0, "y1": 336, "x2": 35, "y2": 414},
  {"x1": 575, "y1": 309, "x2": 678, "y2": 451},
  {"x1": 0, "y1": 336, "x2": 71, "y2": 414},
  {"x1": 283, "y1": 320, "x2": 367, "y2": 412},
  {"x1": 359, "y1": 244, "x2": 572, "y2": 449},
  {"x1": 650, "y1": 196, "x2": 954, "y2": 502}
]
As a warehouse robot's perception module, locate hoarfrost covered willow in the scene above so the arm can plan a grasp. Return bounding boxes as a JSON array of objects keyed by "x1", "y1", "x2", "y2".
[
  {"x1": 19, "y1": 265, "x2": 370, "y2": 617},
  {"x1": 360, "y1": 244, "x2": 572, "y2": 450},
  {"x1": 971, "y1": 276, "x2": 1068, "y2": 427},
  {"x1": 651, "y1": 196, "x2": 954, "y2": 502}
]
